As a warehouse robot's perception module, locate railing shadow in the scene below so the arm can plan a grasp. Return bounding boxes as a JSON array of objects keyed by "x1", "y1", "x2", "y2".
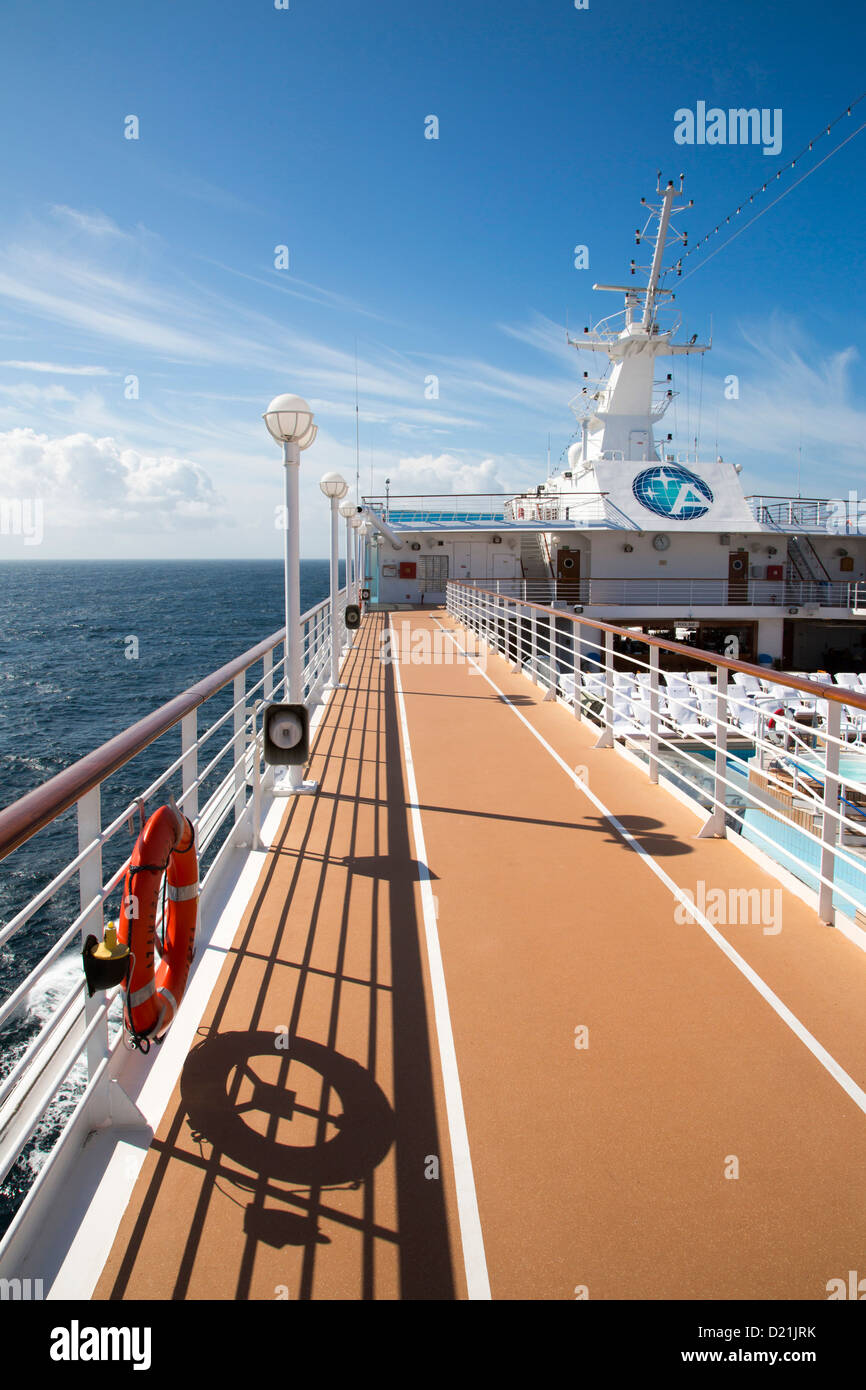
[{"x1": 103, "y1": 617, "x2": 455, "y2": 1301}]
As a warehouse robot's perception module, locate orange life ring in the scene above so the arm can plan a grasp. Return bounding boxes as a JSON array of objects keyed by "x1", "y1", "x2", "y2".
[{"x1": 117, "y1": 804, "x2": 198, "y2": 1048}]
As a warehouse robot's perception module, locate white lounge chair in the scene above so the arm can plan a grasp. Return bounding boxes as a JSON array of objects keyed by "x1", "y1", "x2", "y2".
[
  {"x1": 662, "y1": 696, "x2": 706, "y2": 739},
  {"x1": 730, "y1": 701, "x2": 764, "y2": 738},
  {"x1": 663, "y1": 674, "x2": 691, "y2": 701},
  {"x1": 815, "y1": 698, "x2": 863, "y2": 740},
  {"x1": 613, "y1": 672, "x2": 639, "y2": 698},
  {"x1": 609, "y1": 696, "x2": 641, "y2": 739},
  {"x1": 732, "y1": 671, "x2": 764, "y2": 698}
]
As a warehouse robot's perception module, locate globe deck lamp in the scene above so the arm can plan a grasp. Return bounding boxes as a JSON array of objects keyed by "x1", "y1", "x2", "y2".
[
  {"x1": 263, "y1": 394, "x2": 315, "y2": 446},
  {"x1": 319, "y1": 472, "x2": 349, "y2": 501}
]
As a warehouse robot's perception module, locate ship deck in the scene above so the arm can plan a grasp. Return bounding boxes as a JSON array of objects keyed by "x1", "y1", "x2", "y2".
[{"x1": 96, "y1": 610, "x2": 866, "y2": 1300}]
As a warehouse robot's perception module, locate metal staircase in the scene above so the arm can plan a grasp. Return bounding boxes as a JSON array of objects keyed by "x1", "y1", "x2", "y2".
[
  {"x1": 520, "y1": 531, "x2": 553, "y2": 579},
  {"x1": 787, "y1": 535, "x2": 832, "y2": 584}
]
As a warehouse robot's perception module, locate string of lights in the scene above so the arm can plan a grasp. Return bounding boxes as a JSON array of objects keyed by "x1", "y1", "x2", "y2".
[{"x1": 665, "y1": 90, "x2": 866, "y2": 283}]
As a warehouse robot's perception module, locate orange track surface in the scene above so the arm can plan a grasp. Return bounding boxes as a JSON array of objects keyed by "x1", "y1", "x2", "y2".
[{"x1": 96, "y1": 611, "x2": 866, "y2": 1300}]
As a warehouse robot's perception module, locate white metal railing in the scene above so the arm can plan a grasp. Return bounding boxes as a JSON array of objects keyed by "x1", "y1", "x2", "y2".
[
  {"x1": 0, "y1": 588, "x2": 347, "y2": 1231},
  {"x1": 447, "y1": 580, "x2": 866, "y2": 930},
  {"x1": 503, "y1": 492, "x2": 641, "y2": 529},
  {"x1": 466, "y1": 576, "x2": 866, "y2": 609},
  {"x1": 747, "y1": 495, "x2": 866, "y2": 534},
  {"x1": 505, "y1": 493, "x2": 606, "y2": 524}
]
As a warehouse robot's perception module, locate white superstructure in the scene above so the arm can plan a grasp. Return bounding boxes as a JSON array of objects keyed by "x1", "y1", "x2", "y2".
[{"x1": 363, "y1": 179, "x2": 866, "y2": 673}]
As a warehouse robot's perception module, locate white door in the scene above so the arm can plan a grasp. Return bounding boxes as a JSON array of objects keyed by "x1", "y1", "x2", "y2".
[{"x1": 452, "y1": 543, "x2": 471, "y2": 581}]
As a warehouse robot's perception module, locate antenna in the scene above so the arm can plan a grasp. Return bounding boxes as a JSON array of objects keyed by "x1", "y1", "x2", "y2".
[
  {"x1": 547, "y1": 433, "x2": 551, "y2": 479},
  {"x1": 354, "y1": 339, "x2": 360, "y2": 503}
]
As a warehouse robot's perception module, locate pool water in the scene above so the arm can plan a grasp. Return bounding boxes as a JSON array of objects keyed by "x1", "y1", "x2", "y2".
[{"x1": 655, "y1": 744, "x2": 866, "y2": 918}]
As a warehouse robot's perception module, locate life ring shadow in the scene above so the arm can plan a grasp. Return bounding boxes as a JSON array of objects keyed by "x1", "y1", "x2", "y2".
[{"x1": 181, "y1": 1031, "x2": 396, "y2": 1187}]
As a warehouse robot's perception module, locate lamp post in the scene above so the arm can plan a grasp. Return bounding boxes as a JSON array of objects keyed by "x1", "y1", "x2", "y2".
[
  {"x1": 368, "y1": 530, "x2": 383, "y2": 605},
  {"x1": 320, "y1": 472, "x2": 349, "y2": 688},
  {"x1": 263, "y1": 393, "x2": 318, "y2": 794},
  {"x1": 350, "y1": 513, "x2": 362, "y2": 599},
  {"x1": 357, "y1": 519, "x2": 371, "y2": 595},
  {"x1": 339, "y1": 499, "x2": 357, "y2": 602}
]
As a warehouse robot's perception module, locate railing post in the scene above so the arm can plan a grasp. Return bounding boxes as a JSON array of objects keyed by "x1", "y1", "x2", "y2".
[
  {"x1": 510, "y1": 604, "x2": 520, "y2": 672},
  {"x1": 530, "y1": 607, "x2": 538, "y2": 684},
  {"x1": 594, "y1": 629, "x2": 615, "y2": 748},
  {"x1": 698, "y1": 666, "x2": 727, "y2": 837},
  {"x1": 77, "y1": 787, "x2": 108, "y2": 1082},
  {"x1": 250, "y1": 700, "x2": 263, "y2": 851},
  {"x1": 262, "y1": 649, "x2": 275, "y2": 789},
  {"x1": 818, "y1": 700, "x2": 841, "y2": 924},
  {"x1": 572, "y1": 616, "x2": 583, "y2": 717},
  {"x1": 233, "y1": 672, "x2": 246, "y2": 828},
  {"x1": 648, "y1": 645, "x2": 659, "y2": 782},
  {"x1": 542, "y1": 611, "x2": 556, "y2": 700},
  {"x1": 181, "y1": 711, "x2": 198, "y2": 823}
]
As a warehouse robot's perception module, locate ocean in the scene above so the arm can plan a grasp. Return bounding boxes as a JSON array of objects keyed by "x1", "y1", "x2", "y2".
[{"x1": 0, "y1": 559, "x2": 336, "y2": 1236}]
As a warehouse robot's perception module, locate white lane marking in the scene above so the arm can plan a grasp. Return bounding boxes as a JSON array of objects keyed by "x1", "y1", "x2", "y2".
[
  {"x1": 390, "y1": 617, "x2": 492, "y2": 1300},
  {"x1": 434, "y1": 617, "x2": 866, "y2": 1120}
]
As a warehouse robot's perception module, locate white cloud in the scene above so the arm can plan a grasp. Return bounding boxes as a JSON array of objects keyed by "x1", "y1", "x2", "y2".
[
  {"x1": 498, "y1": 311, "x2": 578, "y2": 363},
  {"x1": 706, "y1": 315, "x2": 866, "y2": 489},
  {"x1": 387, "y1": 452, "x2": 507, "y2": 496},
  {"x1": 0, "y1": 383, "x2": 78, "y2": 404},
  {"x1": 0, "y1": 428, "x2": 226, "y2": 530},
  {"x1": 0, "y1": 361, "x2": 113, "y2": 376},
  {"x1": 49, "y1": 206, "x2": 129, "y2": 238}
]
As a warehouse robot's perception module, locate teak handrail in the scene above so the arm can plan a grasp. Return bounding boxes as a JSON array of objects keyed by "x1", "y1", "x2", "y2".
[
  {"x1": 0, "y1": 628, "x2": 284, "y2": 863},
  {"x1": 454, "y1": 584, "x2": 866, "y2": 712}
]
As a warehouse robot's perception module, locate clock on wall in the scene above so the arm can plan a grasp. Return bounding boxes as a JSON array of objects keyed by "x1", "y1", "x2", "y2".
[{"x1": 652, "y1": 533, "x2": 671, "y2": 552}]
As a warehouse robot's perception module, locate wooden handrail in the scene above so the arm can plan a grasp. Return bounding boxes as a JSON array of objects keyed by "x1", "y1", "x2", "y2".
[
  {"x1": 0, "y1": 628, "x2": 285, "y2": 864},
  {"x1": 451, "y1": 583, "x2": 866, "y2": 712}
]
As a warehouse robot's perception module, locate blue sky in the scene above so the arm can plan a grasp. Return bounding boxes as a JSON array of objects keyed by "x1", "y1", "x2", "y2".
[{"x1": 0, "y1": 0, "x2": 864, "y2": 557}]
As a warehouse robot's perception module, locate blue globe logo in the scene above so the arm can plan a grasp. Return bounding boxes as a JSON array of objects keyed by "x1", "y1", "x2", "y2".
[{"x1": 632, "y1": 465, "x2": 714, "y2": 520}]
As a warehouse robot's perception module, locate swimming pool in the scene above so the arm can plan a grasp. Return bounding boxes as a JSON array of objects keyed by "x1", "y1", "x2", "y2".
[{"x1": 653, "y1": 744, "x2": 866, "y2": 918}]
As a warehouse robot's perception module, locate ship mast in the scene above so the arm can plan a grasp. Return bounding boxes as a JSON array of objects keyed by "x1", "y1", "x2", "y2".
[
  {"x1": 642, "y1": 178, "x2": 678, "y2": 330},
  {"x1": 563, "y1": 175, "x2": 709, "y2": 472}
]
